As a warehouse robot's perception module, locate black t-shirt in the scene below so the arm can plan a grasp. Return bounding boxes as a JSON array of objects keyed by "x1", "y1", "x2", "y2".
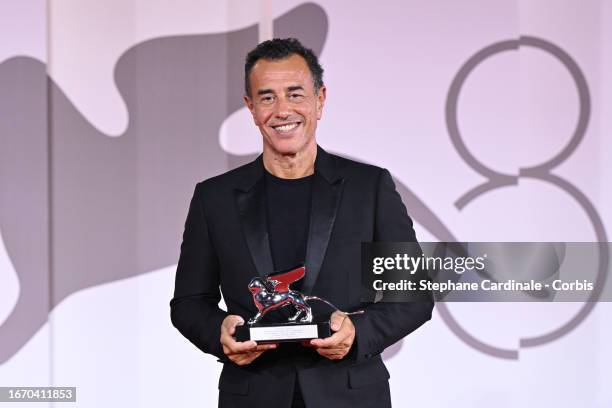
[
  {"x1": 264, "y1": 170, "x2": 317, "y2": 401},
  {"x1": 264, "y1": 170, "x2": 313, "y2": 293}
]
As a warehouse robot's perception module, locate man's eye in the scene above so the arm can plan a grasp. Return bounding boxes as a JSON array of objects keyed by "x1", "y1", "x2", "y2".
[
  {"x1": 289, "y1": 93, "x2": 304, "y2": 100},
  {"x1": 260, "y1": 96, "x2": 274, "y2": 103}
]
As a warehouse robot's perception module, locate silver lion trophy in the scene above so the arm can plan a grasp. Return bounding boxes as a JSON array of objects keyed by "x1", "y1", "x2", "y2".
[{"x1": 235, "y1": 265, "x2": 362, "y2": 343}]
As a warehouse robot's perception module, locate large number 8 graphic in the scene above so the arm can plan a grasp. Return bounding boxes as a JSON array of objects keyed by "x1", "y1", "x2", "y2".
[{"x1": 440, "y1": 36, "x2": 609, "y2": 359}]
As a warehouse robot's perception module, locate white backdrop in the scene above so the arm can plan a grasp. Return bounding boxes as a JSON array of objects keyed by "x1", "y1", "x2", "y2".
[{"x1": 1, "y1": 1, "x2": 611, "y2": 407}]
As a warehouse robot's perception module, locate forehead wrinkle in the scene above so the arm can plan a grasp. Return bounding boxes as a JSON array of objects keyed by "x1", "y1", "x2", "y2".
[
  {"x1": 258, "y1": 69, "x2": 309, "y2": 84},
  {"x1": 249, "y1": 56, "x2": 315, "y2": 96}
]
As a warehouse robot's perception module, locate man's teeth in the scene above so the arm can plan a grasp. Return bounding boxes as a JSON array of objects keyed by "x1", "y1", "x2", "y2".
[{"x1": 273, "y1": 123, "x2": 299, "y2": 132}]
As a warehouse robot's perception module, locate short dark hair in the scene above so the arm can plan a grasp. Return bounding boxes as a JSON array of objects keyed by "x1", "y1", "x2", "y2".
[{"x1": 244, "y1": 38, "x2": 324, "y2": 97}]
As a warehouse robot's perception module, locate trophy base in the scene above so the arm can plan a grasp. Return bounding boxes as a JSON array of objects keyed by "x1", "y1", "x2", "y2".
[{"x1": 235, "y1": 321, "x2": 331, "y2": 343}]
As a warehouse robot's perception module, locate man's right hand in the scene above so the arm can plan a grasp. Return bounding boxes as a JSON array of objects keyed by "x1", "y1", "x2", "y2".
[{"x1": 220, "y1": 315, "x2": 277, "y2": 366}]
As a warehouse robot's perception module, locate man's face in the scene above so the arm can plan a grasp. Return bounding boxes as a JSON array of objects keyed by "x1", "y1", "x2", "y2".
[{"x1": 244, "y1": 54, "x2": 326, "y2": 156}]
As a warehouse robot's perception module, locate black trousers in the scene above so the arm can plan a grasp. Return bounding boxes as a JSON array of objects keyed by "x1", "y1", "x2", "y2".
[{"x1": 291, "y1": 373, "x2": 306, "y2": 408}]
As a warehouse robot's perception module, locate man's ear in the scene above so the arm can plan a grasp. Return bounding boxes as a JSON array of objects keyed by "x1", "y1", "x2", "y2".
[
  {"x1": 243, "y1": 95, "x2": 258, "y2": 125},
  {"x1": 316, "y1": 86, "x2": 327, "y2": 120}
]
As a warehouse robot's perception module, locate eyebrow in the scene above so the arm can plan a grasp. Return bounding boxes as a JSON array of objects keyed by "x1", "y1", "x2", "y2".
[
  {"x1": 256, "y1": 85, "x2": 305, "y2": 96},
  {"x1": 257, "y1": 88, "x2": 274, "y2": 96}
]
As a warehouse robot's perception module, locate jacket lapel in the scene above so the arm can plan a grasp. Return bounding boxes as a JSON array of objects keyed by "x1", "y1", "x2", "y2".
[
  {"x1": 301, "y1": 147, "x2": 345, "y2": 294},
  {"x1": 234, "y1": 146, "x2": 345, "y2": 291},
  {"x1": 235, "y1": 156, "x2": 274, "y2": 278}
]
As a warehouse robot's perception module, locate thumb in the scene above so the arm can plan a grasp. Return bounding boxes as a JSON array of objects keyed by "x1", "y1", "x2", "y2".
[
  {"x1": 329, "y1": 311, "x2": 346, "y2": 332},
  {"x1": 226, "y1": 315, "x2": 245, "y2": 335}
]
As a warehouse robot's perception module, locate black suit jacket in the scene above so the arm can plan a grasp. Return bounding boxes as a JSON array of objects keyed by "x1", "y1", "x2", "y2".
[{"x1": 171, "y1": 146, "x2": 433, "y2": 408}]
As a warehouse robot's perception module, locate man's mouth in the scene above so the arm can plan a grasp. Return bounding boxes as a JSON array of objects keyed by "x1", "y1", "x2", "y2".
[{"x1": 271, "y1": 122, "x2": 300, "y2": 133}]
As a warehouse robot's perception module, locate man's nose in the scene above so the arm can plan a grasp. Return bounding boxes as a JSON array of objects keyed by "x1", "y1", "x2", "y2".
[{"x1": 274, "y1": 96, "x2": 292, "y2": 118}]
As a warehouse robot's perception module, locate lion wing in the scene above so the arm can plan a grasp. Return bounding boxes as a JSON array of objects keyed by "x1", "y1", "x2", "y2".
[{"x1": 266, "y1": 266, "x2": 305, "y2": 293}]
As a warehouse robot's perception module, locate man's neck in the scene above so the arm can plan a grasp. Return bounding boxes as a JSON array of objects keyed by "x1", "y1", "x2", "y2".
[{"x1": 263, "y1": 142, "x2": 317, "y2": 179}]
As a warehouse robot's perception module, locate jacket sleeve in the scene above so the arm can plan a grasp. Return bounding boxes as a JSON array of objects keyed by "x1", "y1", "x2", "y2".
[
  {"x1": 350, "y1": 169, "x2": 434, "y2": 363},
  {"x1": 170, "y1": 183, "x2": 229, "y2": 360}
]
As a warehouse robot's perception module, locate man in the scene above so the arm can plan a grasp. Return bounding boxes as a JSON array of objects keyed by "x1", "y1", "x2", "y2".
[{"x1": 171, "y1": 38, "x2": 433, "y2": 408}]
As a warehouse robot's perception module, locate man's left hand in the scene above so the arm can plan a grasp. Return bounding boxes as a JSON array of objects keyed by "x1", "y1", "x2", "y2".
[{"x1": 307, "y1": 311, "x2": 355, "y2": 360}]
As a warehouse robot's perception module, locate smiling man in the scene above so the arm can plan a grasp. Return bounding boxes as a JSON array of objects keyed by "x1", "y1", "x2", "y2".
[
  {"x1": 171, "y1": 38, "x2": 433, "y2": 408},
  {"x1": 244, "y1": 47, "x2": 324, "y2": 178}
]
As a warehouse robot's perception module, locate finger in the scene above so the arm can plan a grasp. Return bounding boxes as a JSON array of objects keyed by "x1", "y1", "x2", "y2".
[
  {"x1": 233, "y1": 340, "x2": 258, "y2": 353},
  {"x1": 314, "y1": 317, "x2": 355, "y2": 349},
  {"x1": 225, "y1": 317, "x2": 245, "y2": 336},
  {"x1": 320, "y1": 341, "x2": 349, "y2": 352},
  {"x1": 225, "y1": 340, "x2": 258, "y2": 355},
  {"x1": 233, "y1": 353, "x2": 253, "y2": 366},
  {"x1": 227, "y1": 341, "x2": 276, "y2": 356},
  {"x1": 220, "y1": 329, "x2": 243, "y2": 348},
  {"x1": 310, "y1": 337, "x2": 336, "y2": 348},
  {"x1": 222, "y1": 315, "x2": 244, "y2": 328},
  {"x1": 243, "y1": 351, "x2": 264, "y2": 365},
  {"x1": 220, "y1": 331, "x2": 234, "y2": 348},
  {"x1": 329, "y1": 311, "x2": 346, "y2": 331},
  {"x1": 221, "y1": 315, "x2": 244, "y2": 338},
  {"x1": 310, "y1": 330, "x2": 348, "y2": 348},
  {"x1": 254, "y1": 343, "x2": 277, "y2": 351},
  {"x1": 316, "y1": 348, "x2": 346, "y2": 360},
  {"x1": 234, "y1": 350, "x2": 264, "y2": 366}
]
